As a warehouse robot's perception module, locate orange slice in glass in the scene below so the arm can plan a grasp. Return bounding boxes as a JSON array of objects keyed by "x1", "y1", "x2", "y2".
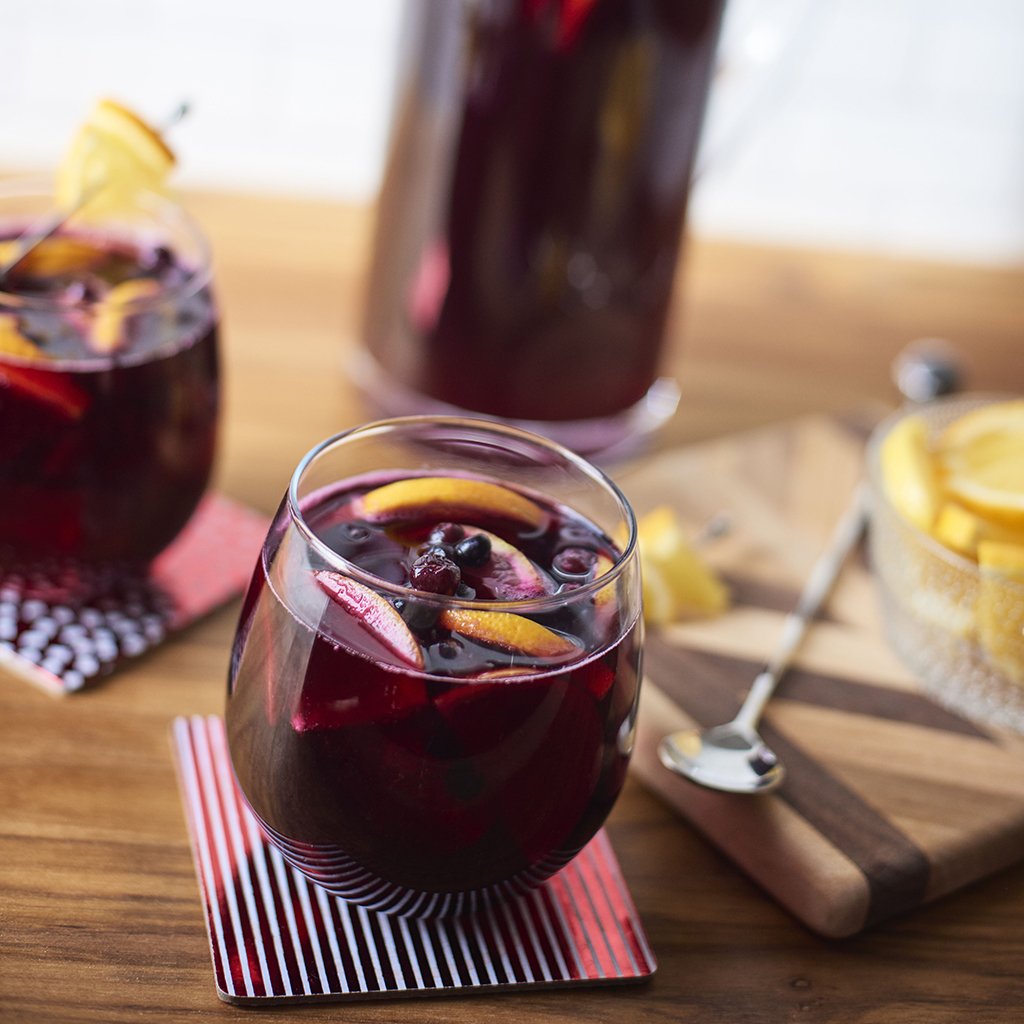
[
  {"x1": 0, "y1": 314, "x2": 88, "y2": 419},
  {"x1": 438, "y1": 608, "x2": 578, "y2": 660},
  {"x1": 0, "y1": 237, "x2": 105, "y2": 278},
  {"x1": 356, "y1": 476, "x2": 545, "y2": 530},
  {"x1": 55, "y1": 98, "x2": 175, "y2": 217},
  {"x1": 91, "y1": 278, "x2": 162, "y2": 353}
]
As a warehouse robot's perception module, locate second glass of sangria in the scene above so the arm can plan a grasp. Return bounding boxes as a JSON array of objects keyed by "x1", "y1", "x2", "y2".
[
  {"x1": 0, "y1": 177, "x2": 220, "y2": 584},
  {"x1": 226, "y1": 417, "x2": 643, "y2": 917}
]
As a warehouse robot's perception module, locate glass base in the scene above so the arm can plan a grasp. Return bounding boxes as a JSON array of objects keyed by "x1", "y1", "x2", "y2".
[{"x1": 349, "y1": 350, "x2": 680, "y2": 463}]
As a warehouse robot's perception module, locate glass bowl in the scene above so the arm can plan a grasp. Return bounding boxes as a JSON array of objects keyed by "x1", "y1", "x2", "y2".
[{"x1": 866, "y1": 394, "x2": 1024, "y2": 732}]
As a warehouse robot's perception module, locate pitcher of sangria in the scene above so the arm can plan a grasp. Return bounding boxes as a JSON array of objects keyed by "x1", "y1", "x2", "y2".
[{"x1": 357, "y1": 0, "x2": 727, "y2": 458}]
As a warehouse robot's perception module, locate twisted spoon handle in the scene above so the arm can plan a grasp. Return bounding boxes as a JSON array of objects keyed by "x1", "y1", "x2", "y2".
[{"x1": 733, "y1": 483, "x2": 867, "y2": 732}]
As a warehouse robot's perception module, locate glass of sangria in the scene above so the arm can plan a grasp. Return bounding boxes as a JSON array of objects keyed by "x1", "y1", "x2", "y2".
[
  {"x1": 0, "y1": 178, "x2": 220, "y2": 581},
  {"x1": 226, "y1": 416, "x2": 642, "y2": 917}
]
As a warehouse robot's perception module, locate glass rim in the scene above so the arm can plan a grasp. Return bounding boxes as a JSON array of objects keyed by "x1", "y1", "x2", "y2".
[
  {"x1": 865, "y1": 391, "x2": 1024, "y2": 595},
  {"x1": 286, "y1": 415, "x2": 640, "y2": 614},
  {"x1": 0, "y1": 175, "x2": 214, "y2": 316}
]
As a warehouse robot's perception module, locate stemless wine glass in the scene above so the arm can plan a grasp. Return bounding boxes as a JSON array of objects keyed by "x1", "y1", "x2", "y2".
[
  {"x1": 0, "y1": 178, "x2": 220, "y2": 581},
  {"x1": 226, "y1": 416, "x2": 642, "y2": 917}
]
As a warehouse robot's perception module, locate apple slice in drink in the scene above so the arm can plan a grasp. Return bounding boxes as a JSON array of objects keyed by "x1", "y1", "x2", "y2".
[
  {"x1": 454, "y1": 526, "x2": 551, "y2": 600},
  {"x1": 314, "y1": 570, "x2": 424, "y2": 669}
]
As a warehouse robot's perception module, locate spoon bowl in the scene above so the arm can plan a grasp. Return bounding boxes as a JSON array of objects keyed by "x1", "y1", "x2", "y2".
[{"x1": 658, "y1": 722, "x2": 783, "y2": 794}]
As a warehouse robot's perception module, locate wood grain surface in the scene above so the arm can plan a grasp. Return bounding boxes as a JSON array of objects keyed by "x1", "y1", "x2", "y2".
[
  {"x1": 624, "y1": 415, "x2": 1024, "y2": 938},
  {"x1": 2, "y1": 189, "x2": 1024, "y2": 1022}
]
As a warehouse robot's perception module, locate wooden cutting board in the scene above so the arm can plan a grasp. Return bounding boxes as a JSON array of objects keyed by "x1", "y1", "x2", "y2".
[{"x1": 621, "y1": 413, "x2": 1024, "y2": 939}]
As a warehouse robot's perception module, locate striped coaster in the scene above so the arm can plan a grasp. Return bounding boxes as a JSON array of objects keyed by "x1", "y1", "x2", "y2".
[
  {"x1": 0, "y1": 496, "x2": 269, "y2": 696},
  {"x1": 172, "y1": 715, "x2": 657, "y2": 1005}
]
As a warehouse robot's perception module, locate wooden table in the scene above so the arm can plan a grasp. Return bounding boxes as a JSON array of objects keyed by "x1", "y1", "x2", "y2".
[{"x1": 3, "y1": 191, "x2": 1023, "y2": 1022}]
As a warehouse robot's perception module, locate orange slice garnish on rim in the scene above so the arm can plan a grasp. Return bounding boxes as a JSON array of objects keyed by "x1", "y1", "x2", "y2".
[
  {"x1": 55, "y1": 98, "x2": 175, "y2": 217},
  {"x1": 356, "y1": 476, "x2": 545, "y2": 530},
  {"x1": 438, "y1": 608, "x2": 578, "y2": 660}
]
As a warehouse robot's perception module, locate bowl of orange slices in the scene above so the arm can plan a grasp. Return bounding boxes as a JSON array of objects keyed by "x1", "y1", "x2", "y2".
[{"x1": 867, "y1": 394, "x2": 1024, "y2": 731}]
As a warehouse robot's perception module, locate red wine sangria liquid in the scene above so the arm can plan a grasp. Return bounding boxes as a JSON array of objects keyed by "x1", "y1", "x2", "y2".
[{"x1": 226, "y1": 472, "x2": 641, "y2": 916}]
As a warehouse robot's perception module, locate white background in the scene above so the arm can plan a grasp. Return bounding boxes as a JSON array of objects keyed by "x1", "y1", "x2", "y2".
[{"x1": 2, "y1": 0, "x2": 1022, "y2": 265}]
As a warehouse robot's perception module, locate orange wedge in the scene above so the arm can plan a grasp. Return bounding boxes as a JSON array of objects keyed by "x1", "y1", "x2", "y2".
[
  {"x1": 55, "y1": 98, "x2": 175, "y2": 217},
  {"x1": 438, "y1": 608, "x2": 578, "y2": 660},
  {"x1": 356, "y1": 476, "x2": 545, "y2": 529},
  {"x1": 630, "y1": 506, "x2": 729, "y2": 626},
  {"x1": 91, "y1": 278, "x2": 162, "y2": 353},
  {"x1": 314, "y1": 570, "x2": 424, "y2": 669}
]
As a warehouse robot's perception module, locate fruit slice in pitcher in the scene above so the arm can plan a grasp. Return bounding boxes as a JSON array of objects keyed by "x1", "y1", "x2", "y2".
[{"x1": 356, "y1": 476, "x2": 545, "y2": 530}]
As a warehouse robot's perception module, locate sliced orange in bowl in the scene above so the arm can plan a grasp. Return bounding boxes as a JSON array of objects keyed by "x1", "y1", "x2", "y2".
[
  {"x1": 937, "y1": 399, "x2": 1024, "y2": 530},
  {"x1": 355, "y1": 476, "x2": 545, "y2": 530},
  {"x1": 975, "y1": 540, "x2": 1024, "y2": 686},
  {"x1": 879, "y1": 411, "x2": 941, "y2": 532},
  {"x1": 55, "y1": 98, "x2": 175, "y2": 217}
]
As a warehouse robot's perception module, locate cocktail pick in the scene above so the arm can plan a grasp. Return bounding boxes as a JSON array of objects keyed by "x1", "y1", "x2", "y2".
[{"x1": 0, "y1": 101, "x2": 190, "y2": 281}]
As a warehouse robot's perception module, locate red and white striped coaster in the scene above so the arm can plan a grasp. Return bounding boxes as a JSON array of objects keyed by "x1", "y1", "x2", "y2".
[
  {"x1": 0, "y1": 496, "x2": 269, "y2": 696},
  {"x1": 172, "y1": 715, "x2": 657, "y2": 1005}
]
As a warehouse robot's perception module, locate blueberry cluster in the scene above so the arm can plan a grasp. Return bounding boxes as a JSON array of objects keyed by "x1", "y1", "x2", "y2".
[{"x1": 408, "y1": 522, "x2": 492, "y2": 598}]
